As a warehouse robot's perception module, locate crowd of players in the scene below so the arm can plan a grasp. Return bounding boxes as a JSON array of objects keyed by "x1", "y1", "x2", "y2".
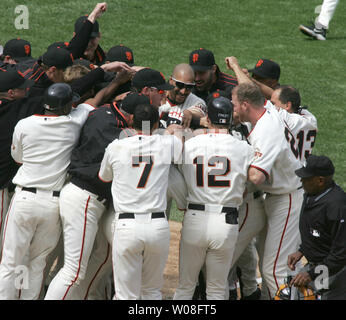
[{"x1": 0, "y1": 2, "x2": 345, "y2": 300}]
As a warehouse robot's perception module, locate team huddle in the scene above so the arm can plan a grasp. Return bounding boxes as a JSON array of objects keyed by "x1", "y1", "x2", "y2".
[{"x1": 1, "y1": 2, "x2": 345, "y2": 301}]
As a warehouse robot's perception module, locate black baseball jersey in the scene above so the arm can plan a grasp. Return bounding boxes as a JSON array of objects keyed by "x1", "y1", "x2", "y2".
[
  {"x1": 68, "y1": 102, "x2": 136, "y2": 201},
  {"x1": 193, "y1": 69, "x2": 238, "y2": 102},
  {"x1": 0, "y1": 96, "x2": 45, "y2": 189},
  {"x1": 299, "y1": 182, "x2": 346, "y2": 279}
]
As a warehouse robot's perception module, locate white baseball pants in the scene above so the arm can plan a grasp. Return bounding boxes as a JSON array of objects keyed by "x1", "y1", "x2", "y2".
[
  {"x1": 260, "y1": 188, "x2": 304, "y2": 299},
  {"x1": 0, "y1": 187, "x2": 61, "y2": 300},
  {"x1": 318, "y1": 0, "x2": 339, "y2": 28},
  {"x1": 113, "y1": 212, "x2": 170, "y2": 300},
  {"x1": 0, "y1": 188, "x2": 11, "y2": 248},
  {"x1": 45, "y1": 182, "x2": 107, "y2": 300},
  {"x1": 174, "y1": 206, "x2": 239, "y2": 300},
  {"x1": 231, "y1": 192, "x2": 266, "y2": 268}
]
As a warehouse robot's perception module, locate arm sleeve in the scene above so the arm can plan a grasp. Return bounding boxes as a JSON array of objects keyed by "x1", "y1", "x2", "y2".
[
  {"x1": 11, "y1": 123, "x2": 23, "y2": 164},
  {"x1": 98, "y1": 146, "x2": 113, "y2": 183},
  {"x1": 321, "y1": 206, "x2": 346, "y2": 277},
  {"x1": 70, "y1": 67, "x2": 105, "y2": 97},
  {"x1": 66, "y1": 19, "x2": 93, "y2": 59}
]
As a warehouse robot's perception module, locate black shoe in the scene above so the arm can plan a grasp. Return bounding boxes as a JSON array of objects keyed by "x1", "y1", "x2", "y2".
[
  {"x1": 229, "y1": 288, "x2": 238, "y2": 300},
  {"x1": 299, "y1": 23, "x2": 327, "y2": 40},
  {"x1": 241, "y1": 287, "x2": 261, "y2": 300}
]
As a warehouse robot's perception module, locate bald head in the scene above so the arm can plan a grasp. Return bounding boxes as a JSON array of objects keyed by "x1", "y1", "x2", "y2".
[{"x1": 172, "y1": 63, "x2": 195, "y2": 84}]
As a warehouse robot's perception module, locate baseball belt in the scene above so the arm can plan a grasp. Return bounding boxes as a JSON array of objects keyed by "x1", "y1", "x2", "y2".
[
  {"x1": 118, "y1": 212, "x2": 166, "y2": 219},
  {"x1": 22, "y1": 186, "x2": 60, "y2": 197},
  {"x1": 187, "y1": 203, "x2": 238, "y2": 225}
]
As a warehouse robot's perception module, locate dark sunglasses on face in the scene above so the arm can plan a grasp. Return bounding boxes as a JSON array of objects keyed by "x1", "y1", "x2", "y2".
[{"x1": 172, "y1": 77, "x2": 195, "y2": 90}]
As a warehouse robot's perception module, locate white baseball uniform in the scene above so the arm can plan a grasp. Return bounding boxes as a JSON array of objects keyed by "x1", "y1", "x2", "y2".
[
  {"x1": 276, "y1": 107, "x2": 317, "y2": 165},
  {"x1": 159, "y1": 92, "x2": 206, "y2": 115},
  {"x1": 0, "y1": 103, "x2": 93, "y2": 300},
  {"x1": 159, "y1": 93, "x2": 206, "y2": 127},
  {"x1": 247, "y1": 101, "x2": 304, "y2": 299},
  {"x1": 98, "y1": 133, "x2": 182, "y2": 300},
  {"x1": 174, "y1": 132, "x2": 255, "y2": 300},
  {"x1": 75, "y1": 165, "x2": 188, "y2": 300}
]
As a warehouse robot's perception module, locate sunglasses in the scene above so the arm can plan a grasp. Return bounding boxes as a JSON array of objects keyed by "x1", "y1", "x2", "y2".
[
  {"x1": 171, "y1": 77, "x2": 195, "y2": 90},
  {"x1": 150, "y1": 87, "x2": 165, "y2": 95}
]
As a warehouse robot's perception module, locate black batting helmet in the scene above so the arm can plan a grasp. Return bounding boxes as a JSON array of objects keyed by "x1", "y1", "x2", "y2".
[
  {"x1": 44, "y1": 83, "x2": 80, "y2": 111},
  {"x1": 207, "y1": 93, "x2": 233, "y2": 125}
]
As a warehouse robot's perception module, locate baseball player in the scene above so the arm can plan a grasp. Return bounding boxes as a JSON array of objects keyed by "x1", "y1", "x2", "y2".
[
  {"x1": 98, "y1": 104, "x2": 183, "y2": 300},
  {"x1": 299, "y1": 0, "x2": 339, "y2": 40},
  {"x1": 0, "y1": 83, "x2": 93, "y2": 300},
  {"x1": 173, "y1": 94, "x2": 255, "y2": 300},
  {"x1": 230, "y1": 81, "x2": 304, "y2": 299},
  {"x1": 73, "y1": 164, "x2": 188, "y2": 300},
  {"x1": 270, "y1": 86, "x2": 318, "y2": 165},
  {"x1": 159, "y1": 63, "x2": 206, "y2": 128},
  {"x1": 44, "y1": 91, "x2": 147, "y2": 300},
  {"x1": 188, "y1": 48, "x2": 238, "y2": 102}
]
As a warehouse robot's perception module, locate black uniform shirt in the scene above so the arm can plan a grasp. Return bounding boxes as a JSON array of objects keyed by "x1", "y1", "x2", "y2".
[
  {"x1": 68, "y1": 102, "x2": 136, "y2": 201},
  {"x1": 192, "y1": 69, "x2": 238, "y2": 102},
  {"x1": 0, "y1": 96, "x2": 45, "y2": 189},
  {"x1": 299, "y1": 182, "x2": 346, "y2": 279}
]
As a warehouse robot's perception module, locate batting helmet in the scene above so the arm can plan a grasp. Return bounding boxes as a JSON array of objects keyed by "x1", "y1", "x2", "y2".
[
  {"x1": 44, "y1": 83, "x2": 80, "y2": 111},
  {"x1": 207, "y1": 94, "x2": 233, "y2": 125}
]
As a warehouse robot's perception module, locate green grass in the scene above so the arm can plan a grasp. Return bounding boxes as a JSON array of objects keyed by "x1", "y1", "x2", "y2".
[{"x1": 1, "y1": 0, "x2": 345, "y2": 222}]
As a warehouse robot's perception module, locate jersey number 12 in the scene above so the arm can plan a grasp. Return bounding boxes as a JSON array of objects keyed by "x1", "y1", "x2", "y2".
[{"x1": 193, "y1": 155, "x2": 231, "y2": 187}]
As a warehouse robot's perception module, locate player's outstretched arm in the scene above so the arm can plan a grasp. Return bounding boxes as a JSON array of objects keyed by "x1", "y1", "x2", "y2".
[
  {"x1": 88, "y1": 2, "x2": 108, "y2": 24},
  {"x1": 225, "y1": 56, "x2": 252, "y2": 85}
]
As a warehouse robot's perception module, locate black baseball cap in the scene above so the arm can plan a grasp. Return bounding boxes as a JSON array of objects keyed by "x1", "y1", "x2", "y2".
[
  {"x1": 3, "y1": 38, "x2": 32, "y2": 62},
  {"x1": 189, "y1": 48, "x2": 215, "y2": 71},
  {"x1": 106, "y1": 45, "x2": 134, "y2": 66},
  {"x1": 132, "y1": 68, "x2": 174, "y2": 90},
  {"x1": 0, "y1": 69, "x2": 34, "y2": 91},
  {"x1": 248, "y1": 58, "x2": 281, "y2": 80},
  {"x1": 38, "y1": 47, "x2": 73, "y2": 70},
  {"x1": 295, "y1": 155, "x2": 335, "y2": 178},
  {"x1": 75, "y1": 16, "x2": 100, "y2": 38},
  {"x1": 47, "y1": 41, "x2": 69, "y2": 51},
  {"x1": 120, "y1": 92, "x2": 150, "y2": 114}
]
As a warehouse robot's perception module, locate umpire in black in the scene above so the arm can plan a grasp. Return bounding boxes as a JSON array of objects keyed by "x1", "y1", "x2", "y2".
[{"x1": 287, "y1": 155, "x2": 346, "y2": 300}]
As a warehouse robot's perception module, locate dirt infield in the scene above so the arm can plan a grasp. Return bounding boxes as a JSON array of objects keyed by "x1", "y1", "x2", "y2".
[{"x1": 162, "y1": 220, "x2": 182, "y2": 300}]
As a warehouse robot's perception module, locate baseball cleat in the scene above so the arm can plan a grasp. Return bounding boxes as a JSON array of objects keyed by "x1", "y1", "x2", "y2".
[{"x1": 299, "y1": 24, "x2": 327, "y2": 41}]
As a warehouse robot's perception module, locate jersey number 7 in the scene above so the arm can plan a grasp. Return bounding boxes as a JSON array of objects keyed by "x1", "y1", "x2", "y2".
[
  {"x1": 193, "y1": 155, "x2": 231, "y2": 187},
  {"x1": 132, "y1": 155, "x2": 154, "y2": 188}
]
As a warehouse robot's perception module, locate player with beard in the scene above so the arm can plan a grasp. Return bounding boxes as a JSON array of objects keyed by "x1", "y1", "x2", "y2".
[{"x1": 188, "y1": 48, "x2": 237, "y2": 102}]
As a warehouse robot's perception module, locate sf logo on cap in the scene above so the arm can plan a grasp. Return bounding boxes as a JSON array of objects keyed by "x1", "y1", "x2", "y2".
[
  {"x1": 256, "y1": 59, "x2": 264, "y2": 67},
  {"x1": 24, "y1": 44, "x2": 30, "y2": 56},
  {"x1": 192, "y1": 53, "x2": 199, "y2": 63},
  {"x1": 126, "y1": 51, "x2": 132, "y2": 62}
]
